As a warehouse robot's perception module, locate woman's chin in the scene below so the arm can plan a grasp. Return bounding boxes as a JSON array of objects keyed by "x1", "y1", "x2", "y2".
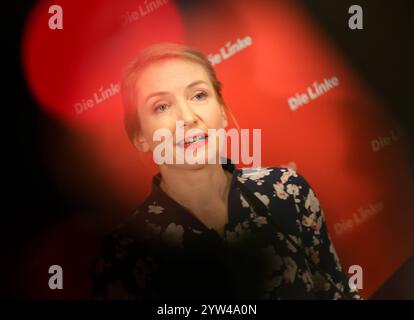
[{"x1": 175, "y1": 151, "x2": 221, "y2": 168}]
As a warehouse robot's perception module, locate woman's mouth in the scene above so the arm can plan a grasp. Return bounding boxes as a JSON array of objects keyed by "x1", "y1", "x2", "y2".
[{"x1": 177, "y1": 133, "x2": 208, "y2": 149}]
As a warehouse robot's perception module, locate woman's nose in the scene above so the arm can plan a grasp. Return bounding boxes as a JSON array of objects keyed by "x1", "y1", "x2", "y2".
[{"x1": 176, "y1": 100, "x2": 198, "y2": 126}]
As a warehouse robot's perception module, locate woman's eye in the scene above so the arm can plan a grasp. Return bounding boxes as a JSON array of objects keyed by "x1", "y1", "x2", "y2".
[
  {"x1": 193, "y1": 91, "x2": 207, "y2": 101},
  {"x1": 154, "y1": 104, "x2": 168, "y2": 113}
]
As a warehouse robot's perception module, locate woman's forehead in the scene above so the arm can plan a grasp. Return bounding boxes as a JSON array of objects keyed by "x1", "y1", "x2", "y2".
[{"x1": 136, "y1": 58, "x2": 211, "y2": 91}]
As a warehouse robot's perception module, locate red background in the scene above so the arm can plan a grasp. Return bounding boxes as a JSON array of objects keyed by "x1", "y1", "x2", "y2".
[{"x1": 19, "y1": 0, "x2": 414, "y2": 299}]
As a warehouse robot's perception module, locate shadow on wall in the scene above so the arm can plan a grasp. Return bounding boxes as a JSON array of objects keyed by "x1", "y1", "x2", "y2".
[{"x1": 371, "y1": 254, "x2": 414, "y2": 299}]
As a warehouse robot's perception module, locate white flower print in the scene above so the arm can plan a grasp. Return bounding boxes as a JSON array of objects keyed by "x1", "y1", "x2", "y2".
[
  {"x1": 280, "y1": 167, "x2": 298, "y2": 184},
  {"x1": 161, "y1": 223, "x2": 184, "y2": 247},
  {"x1": 287, "y1": 234, "x2": 301, "y2": 247},
  {"x1": 237, "y1": 176, "x2": 248, "y2": 184},
  {"x1": 253, "y1": 216, "x2": 268, "y2": 227},
  {"x1": 234, "y1": 223, "x2": 243, "y2": 235},
  {"x1": 191, "y1": 228, "x2": 203, "y2": 235},
  {"x1": 282, "y1": 257, "x2": 298, "y2": 283},
  {"x1": 299, "y1": 270, "x2": 314, "y2": 292},
  {"x1": 329, "y1": 241, "x2": 342, "y2": 271},
  {"x1": 240, "y1": 194, "x2": 250, "y2": 208},
  {"x1": 295, "y1": 219, "x2": 303, "y2": 231},
  {"x1": 312, "y1": 236, "x2": 320, "y2": 246},
  {"x1": 304, "y1": 189, "x2": 320, "y2": 214},
  {"x1": 335, "y1": 282, "x2": 345, "y2": 292},
  {"x1": 242, "y1": 167, "x2": 273, "y2": 181},
  {"x1": 226, "y1": 221, "x2": 252, "y2": 244},
  {"x1": 273, "y1": 182, "x2": 289, "y2": 200},
  {"x1": 314, "y1": 215, "x2": 323, "y2": 234},
  {"x1": 148, "y1": 202, "x2": 164, "y2": 215},
  {"x1": 302, "y1": 213, "x2": 323, "y2": 235},
  {"x1": 301, "y1": 213, "x2": 317, "y2": 228},
  {"x1": 294, "y1": 203, "x2": 301, "y2": 214},
  {"x1": 254, "y1": 192, "x2": 270, "y2": 207},
  {"x1": 312, "y1": 271, "x2": 330, "y2": 292},
  {"x1": 92, "y1": 167, "x2": 360, "y2": 300},
  {"x1": 240, "y1": 167, "x2": 274, "y2": 186},
  {"x1": 286, "y1": 239, "x2": 297, "y2": 253},
  {"x1": 333, "y1": 283, "x2": 345, "y2": 299},
  {"x1": 349, "y1": 288, "x2": 361, "y2": 299},
  {"x1": 306, "y1": 247, "x2": 320, "y2": 265},
  {"x1": 286, "y1": 184, "x2": 300, "y2": 196}
]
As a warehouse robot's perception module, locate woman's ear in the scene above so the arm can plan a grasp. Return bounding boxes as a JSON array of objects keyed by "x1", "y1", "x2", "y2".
[{"x1": 133, "y1": 133, "x2": 150, "y2": 152}]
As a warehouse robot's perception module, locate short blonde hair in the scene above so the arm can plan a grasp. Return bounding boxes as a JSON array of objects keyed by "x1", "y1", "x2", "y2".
[{"x1": 121, "y1": 42, "x2": 239, "y2": 143}]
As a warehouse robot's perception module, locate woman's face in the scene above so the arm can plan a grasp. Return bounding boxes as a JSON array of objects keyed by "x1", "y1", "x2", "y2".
[{"x1": 134, "y1": 58, "x2": 228, "y2": 167}]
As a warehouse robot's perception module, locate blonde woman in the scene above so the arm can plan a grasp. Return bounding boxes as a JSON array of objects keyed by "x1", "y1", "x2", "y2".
[{"x1": 91, "y1": 43, "x2": 360, "y2": 300}]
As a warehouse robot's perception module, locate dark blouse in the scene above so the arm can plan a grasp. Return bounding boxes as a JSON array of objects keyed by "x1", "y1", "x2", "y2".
[{"x1": 91, "y1": 163, "x2": 360, "y2": 300}]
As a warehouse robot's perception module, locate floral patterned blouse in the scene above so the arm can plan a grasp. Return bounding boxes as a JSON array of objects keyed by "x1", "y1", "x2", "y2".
[{"x1": 91, "y1": 162, "x2": 360, "y2": 300}]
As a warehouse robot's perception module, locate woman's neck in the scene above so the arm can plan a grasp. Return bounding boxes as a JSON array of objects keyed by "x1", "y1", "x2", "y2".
[{"x1": 159, "y1": 163, "x2": 232, "y2": 225}]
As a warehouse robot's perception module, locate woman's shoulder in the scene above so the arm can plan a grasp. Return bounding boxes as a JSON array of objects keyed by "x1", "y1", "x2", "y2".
[
  {"x1": 236, "y1": 165, "x2": 305, "y2": 188},
  {"x1": 235, "y1": 165, "x2": 316, "y2": 209}
]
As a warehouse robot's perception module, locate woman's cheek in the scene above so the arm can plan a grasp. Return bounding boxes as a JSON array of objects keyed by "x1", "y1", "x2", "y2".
[
  {"x1": 148, "y1": 125, "x2": 175, "y2": 150},
  {"x1": 207, "y1": 115, "x2": 226, "y2": 129}
]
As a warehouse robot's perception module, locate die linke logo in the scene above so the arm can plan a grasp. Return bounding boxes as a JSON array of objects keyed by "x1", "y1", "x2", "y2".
[
  {"x1": 371, "y1": 127, "x2": 404, "y2": 153},
  {"x1": 74, "y1": 83, "x2": 121, "y2": 115},
  {"x1": 334, "y1": 201, "x2": 384, "y2": 237},
  {"x1": 287, "y1": 76, "x2": 339, "y2": 111},
  {"x1": 121, "y1": 0, "x2": 170, "y2": 26},
  {"x1": 207, "y1": 36, "x2": 253, "y2": 66}
]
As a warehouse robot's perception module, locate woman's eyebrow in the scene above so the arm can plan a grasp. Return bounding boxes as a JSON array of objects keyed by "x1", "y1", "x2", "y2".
[
  {"x1": 186, "y1": 80, "x2": 209, "y2": 88},
  {"x1": 144, "y1": 91, "x2": 168, "y2": 104},
  {"x1": 144, "y1": 81, "x2": 210, "y2": 104}
]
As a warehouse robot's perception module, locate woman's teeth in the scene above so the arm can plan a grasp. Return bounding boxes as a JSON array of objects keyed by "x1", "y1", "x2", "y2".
[{"x1": 184, "y1": 135, "x2": 206, "y2": 146}]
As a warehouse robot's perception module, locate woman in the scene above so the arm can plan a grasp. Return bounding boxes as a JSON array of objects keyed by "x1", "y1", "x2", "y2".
[{"x1": 91, "y1": 43, "x2": 360, "y2": 300}]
